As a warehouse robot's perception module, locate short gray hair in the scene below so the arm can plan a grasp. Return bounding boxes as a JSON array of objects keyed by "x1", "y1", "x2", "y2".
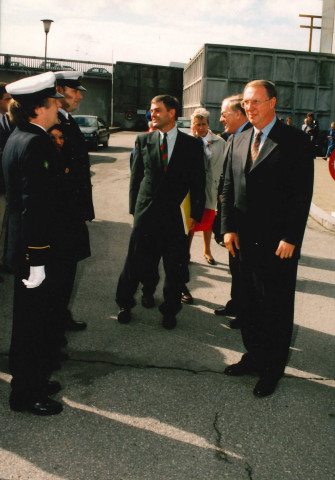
[{"x1": 191, "y1": 107, "x2": 210, "y2": 124}]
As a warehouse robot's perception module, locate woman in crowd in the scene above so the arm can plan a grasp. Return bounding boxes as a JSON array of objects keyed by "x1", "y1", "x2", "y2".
[{"x1": 182, "y1": 108, "x2": 225, "y2": 304}]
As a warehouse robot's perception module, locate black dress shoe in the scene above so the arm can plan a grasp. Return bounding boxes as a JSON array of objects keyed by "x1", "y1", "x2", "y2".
[
  {"x1": 162, "y1": 315, "x2": 177, "y2": 330},
  {"x1": 229, "y1": 318, "x2": 242, "y2": 329},
  {"x1": 253, "y1": 377, "x2": 278, "y2": 397},
  {"x1": 66, "y1": 318, "x2": 87, "y2": 331},
  {"x1": 214, "y1": 300, "x2": 237, "y2": 317},
  {"x1": 43, "y1": 381, "x2": 62, "y2": 396},
  {"x1": 118, "y1": 308, "x2": 131, "y2": 324},
  {"x1": 10, "y1": 394, "x2": 63, "y2": 415},
  {"x1": 224, "y1": 357, "x2": 256, "y2": 376},
  {"x1": 181, "y1": 291, "x2": 193, "y2": 304},
  {"x1": 141, "y1": 295, "x2": 155, "y2": 308}
]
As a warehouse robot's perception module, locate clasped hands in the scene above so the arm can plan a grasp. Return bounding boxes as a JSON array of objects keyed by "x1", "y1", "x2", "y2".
[{"x1": 223, "y1": 233, "x2": 295, "y2": 259}]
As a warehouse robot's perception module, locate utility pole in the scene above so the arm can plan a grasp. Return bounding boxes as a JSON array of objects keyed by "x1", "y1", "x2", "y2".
[{"x1": 299, "y1": 14, "x2": 322, "y2": 52}]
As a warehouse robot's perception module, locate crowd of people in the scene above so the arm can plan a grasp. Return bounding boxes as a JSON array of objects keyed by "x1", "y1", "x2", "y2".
[{"x1": 0, "y1": 72, "x2": 315, "y2": 416}]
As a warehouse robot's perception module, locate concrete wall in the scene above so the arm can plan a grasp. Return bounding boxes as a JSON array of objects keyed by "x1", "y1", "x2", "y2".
[
  {"x1": 183, "y1": 44, "x2": 335, "y2": 133},
  {"x1": 113, "y1": 61, "x2": 183, "y2": 130}
]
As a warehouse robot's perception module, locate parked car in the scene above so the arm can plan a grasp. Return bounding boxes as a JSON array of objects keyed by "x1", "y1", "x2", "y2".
[
  {"x1": 86, "y1": 67, "x2": 111, "y2": 76},
  {"x1": 176, "y1": 117, "x2": 191, "y2": 135},
  {"x1": 39, "y1": 61, "x2": 63, "y2": 70},
  {"x1": 9, "y1": 61, "x2": 27, "y2": 69},
  {"x1": 72, "y1": 115, "x2": 110, "y2": 150},
  {"x1": 61, "y1": 65, "x2": 75, "y2": 71}
]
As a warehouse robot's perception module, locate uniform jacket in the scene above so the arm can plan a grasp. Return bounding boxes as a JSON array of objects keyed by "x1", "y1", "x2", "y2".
[
  {"x1": 2, "y1": 123, "x2": 62, "y2": 270},
  {"x1": 221, "y1": 118, "x2": 314, "y2": 256},
  {"x1": 0, "y1": 116, "x2": 15, "y2": 194},
  {"x1": 58, "y1": 111, "x2": 95, "y2": 222},
  {"x1": 130, "y1": 129, "x2": 206, "y2": 235}
]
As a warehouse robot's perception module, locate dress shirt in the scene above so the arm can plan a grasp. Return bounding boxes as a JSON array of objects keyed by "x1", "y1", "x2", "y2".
[
  {"x1": 234, "y1": 121, "x2": 249, "y2": 136},
  {"x1": 160, "y1": 125, "x2": 178, "y2": 164},
  {"x1": 59, "y1": 108, "x2": 69, "y2": 120},
  {"x1": 251, "y1": 115, "x2": 277, "y2": 153}
]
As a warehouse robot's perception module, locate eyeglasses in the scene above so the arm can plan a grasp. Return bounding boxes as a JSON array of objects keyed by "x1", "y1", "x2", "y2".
[{"x1": 241, "y1": 98, "x2": 271, "y2": 108}]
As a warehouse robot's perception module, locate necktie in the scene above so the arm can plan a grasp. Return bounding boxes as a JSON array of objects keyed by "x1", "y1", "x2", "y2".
[
  {"x1": 250, "y1": 131, "x2": 262, "y2": 163},
  {"x1": 2, "y1": 114, "x2": 10, "y2": 133},
  {"x1": 160, "y1": 133, "x2": 168, "y2": 171}
]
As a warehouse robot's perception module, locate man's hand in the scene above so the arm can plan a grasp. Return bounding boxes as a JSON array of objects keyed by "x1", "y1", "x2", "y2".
[
  {"x1": 275, "y1": 241, "x2": 295, "y2": 259},
  {"x1": 189, "y1": 218, "x2": 198, "y2": 231},
  {"x1": 223, "y1": 232, "x2": 240, "y2": 258},
  {"x1": 22, "y1": 266, "x2": 46, "y2": 289}
]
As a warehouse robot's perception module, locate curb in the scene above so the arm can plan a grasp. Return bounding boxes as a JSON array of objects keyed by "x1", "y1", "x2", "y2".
[{"x1": 310, "y1": 203, "x2": 335, "y2": 232}]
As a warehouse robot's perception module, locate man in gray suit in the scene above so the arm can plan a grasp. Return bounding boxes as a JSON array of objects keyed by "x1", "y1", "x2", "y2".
[
  {"x1": 214, "y1": 94, "x2": 251, "y2": 327},
  {"x1": 222, "y1": 80, "x2": 314, "y2": 397}
]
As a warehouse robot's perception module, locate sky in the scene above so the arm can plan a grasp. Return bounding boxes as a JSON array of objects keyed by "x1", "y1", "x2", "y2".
[{"x1": 0, "y1": 0, "x2": 324, "y2": 67}]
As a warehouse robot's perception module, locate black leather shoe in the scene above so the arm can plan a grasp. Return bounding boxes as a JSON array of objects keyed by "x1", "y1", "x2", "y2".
[
  {"x1": 253, "y1": 377, "x2": 278, "y2": 397},
  {"x1": 162, "y1": 315, "x2": 177, "y2": 330},
  {"x1": 118, "y1": 308, "x2": 131, "y2": 324},
  {"x1": 43, "y1": 381, "x2": 62, "y2": 396},
  {"x1": 181, "y1": 291, "x2": 193, "y2": 304},
  {"x1": 214, "y1": 300, "x2": 237, "y2": 317},
  {"x1": 66, "y1": 318, "x2": 87, "y2": 331},
  {"x1": 224, "y1": 357, "x2": 256, "y2": 376},
  {"x1": 141, "y1": 295, "x2": 155, "y2": 308},
  {"x1": 229, "y1": 318, "x2": 242, "y2": 329},
  {"x1": 10, "y1": 394, "x2": 63, "y2": 415}
]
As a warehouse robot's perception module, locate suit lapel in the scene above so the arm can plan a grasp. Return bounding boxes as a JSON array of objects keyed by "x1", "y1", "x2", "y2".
[
  {"x1": 249, "y1": 119, "x2": 281, "y2": 172},
  {"x1": 147, "y1": 130, "x2": 162, "y2": 170},
  {"x1": 240, "y1": 128, "x2": 253, "y2": 172}
]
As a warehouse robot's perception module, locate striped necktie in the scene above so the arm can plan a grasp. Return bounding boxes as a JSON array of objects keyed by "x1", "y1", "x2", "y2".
[
  {"x1": 160, "y1": 133, "x2": 168, "y2": 171},
  {"x1": 251, "y1": 130, "x2": 262, "y2": 163},
  {"x1": 2, "y1": 114, "x2": 10, "y2": 133}
]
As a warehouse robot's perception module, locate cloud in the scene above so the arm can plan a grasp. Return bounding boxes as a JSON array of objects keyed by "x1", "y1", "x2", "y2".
[{"x1": 0, "y1": 0, "x2": 324, "y2": 65}]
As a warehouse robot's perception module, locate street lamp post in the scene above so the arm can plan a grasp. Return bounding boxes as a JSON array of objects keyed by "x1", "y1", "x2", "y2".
[{"x1": 41, "y1": 19, "x2": 54, "y2": 71}]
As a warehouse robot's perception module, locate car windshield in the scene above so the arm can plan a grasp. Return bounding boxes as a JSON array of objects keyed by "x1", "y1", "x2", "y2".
[
  {"x1": 74, "y1": 116, "x2": 98, "y2": 127},
  {"x1": 176, "y1": 119, "x2": 191, "y2": 128}
]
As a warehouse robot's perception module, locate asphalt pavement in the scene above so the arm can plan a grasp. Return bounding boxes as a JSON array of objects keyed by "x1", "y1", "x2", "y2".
[{"x1": 0, "y1": 131, "x2": 334, "y2": 480}]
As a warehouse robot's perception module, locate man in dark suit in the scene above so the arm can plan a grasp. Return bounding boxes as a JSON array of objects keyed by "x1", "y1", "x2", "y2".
[
  {"x1": 0, "y1": 82, "x2": 13, "y2": 280},
  {"x1": 116, "y1": 95, "x2": 205, "y2": 329},
  {"x1": 3, "y1": 72, "x2": 65, "y2": 415},
  {"x1": 54, "y1": 71, "x2": 94, "y2": 333},
  {"x1": 214, "y1": 94, "x2": 251, "y2": 328},
  {"x1": 222, "y1": 80, "x2": 314, "y2": 397}
]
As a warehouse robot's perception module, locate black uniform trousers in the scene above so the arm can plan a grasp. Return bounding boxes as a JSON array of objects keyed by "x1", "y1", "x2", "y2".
[
  {"x1": 239, "y1": 245, "x2": 298, "y2": 380},
  {"x1": 9, "y1": 264, "x2": 59, "y2": 399},
  {"x1": 116, "y1": 227, "x2": 189, "y2": 316}
]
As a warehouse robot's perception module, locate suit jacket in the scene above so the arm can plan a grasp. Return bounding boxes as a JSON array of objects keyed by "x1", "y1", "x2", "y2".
[
  {"x1": 58, "y1": 111, "x2": 95, "y2": 222},
  {"x1": 130, "y1": 129, "x2": 206, "y2": 235},
  {"x1": 221, "y1": 118, "x2": 314, "y2": 256},
  {"x1": 218, "y1": 122, "x2": 252, "y2": 197},
  {"x1": 2, "y1": 123, "x2": 63, "y2": 270},
  {"x1": 203, "y1": 132, "x2": 226, "y2": 209}
]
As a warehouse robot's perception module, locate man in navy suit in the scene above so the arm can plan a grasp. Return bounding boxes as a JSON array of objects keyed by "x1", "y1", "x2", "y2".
[
  {"x1": 116, "y1": 95, "x2": 205, "y2": 329},
  {"x1": 222, "y1": 80, "x2": 314, "y2": 397}
]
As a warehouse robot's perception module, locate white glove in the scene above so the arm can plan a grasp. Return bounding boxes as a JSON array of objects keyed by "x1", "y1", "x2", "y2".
[{"x1": 22, "y1": 266, "x2": 46, "y2": 289}]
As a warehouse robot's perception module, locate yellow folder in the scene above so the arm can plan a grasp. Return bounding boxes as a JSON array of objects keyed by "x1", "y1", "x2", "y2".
[{"x1": 180, "y1": 191, "x2": 191, "y2": 235}]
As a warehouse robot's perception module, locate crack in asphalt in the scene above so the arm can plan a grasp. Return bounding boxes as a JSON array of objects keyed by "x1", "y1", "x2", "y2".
[
  {"x1": 213, "y1": 412, "x2": 231, "y2": 463},
  {"x1": 245, "y1": 462, "x2": 253, "y2": 479}
]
